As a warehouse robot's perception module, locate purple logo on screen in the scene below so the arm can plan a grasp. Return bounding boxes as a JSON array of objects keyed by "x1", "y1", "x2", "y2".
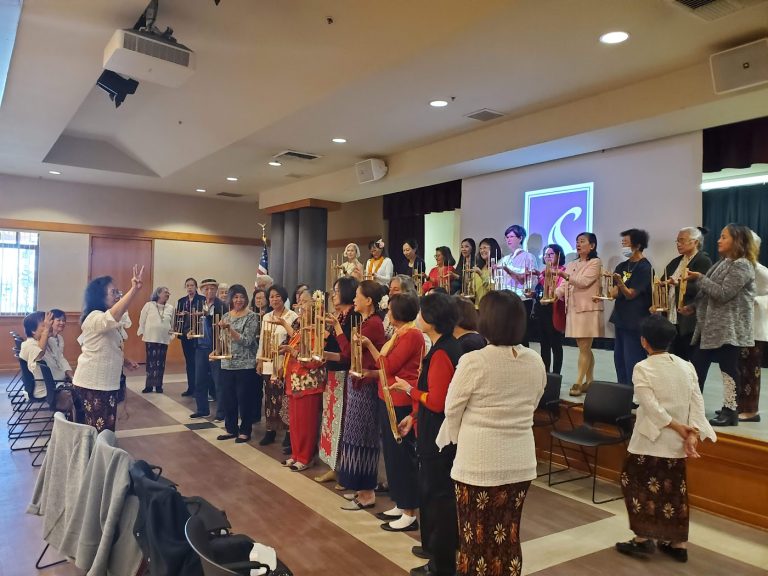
[{"x1": 524, "y1": 183, "x2": 593, "y2": 255}]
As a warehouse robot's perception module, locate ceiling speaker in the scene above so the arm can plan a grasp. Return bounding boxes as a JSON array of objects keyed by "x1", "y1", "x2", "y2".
[
  {"x1": 355, "y1": 158, "x2": 388, "y2": 184},
  {"x1": 710, "y1": 38, "x2": 768, "y2": 95}
]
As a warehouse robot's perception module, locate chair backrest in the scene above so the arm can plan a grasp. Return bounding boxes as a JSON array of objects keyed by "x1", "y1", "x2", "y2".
[
  {"x1": 537, "y1": 372, "x2": 562, "y2": 413},
  {"x1": 38, "y1": 362, "x2": 59, "y2": 410},
  {"x1": 582, "y1": 381, "x2": 633, "y2": 429},
  {"x1": 185, "y1": 516, "x2": 239, "y2": 576},
  {"x1": 18, "y1": 357, "x2": 39, "y2": 399}
]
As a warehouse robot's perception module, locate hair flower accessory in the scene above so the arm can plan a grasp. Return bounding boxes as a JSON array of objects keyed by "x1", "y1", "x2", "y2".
[
  {"x1": 312, "y1": 290, "x2": 324, "y2": 301},
  {"x1": 375, "y1": 239, "x2": 385, "y2": 249},
  {"x1": 379, "y1": 294, "x2": 389, "y2": 310}
]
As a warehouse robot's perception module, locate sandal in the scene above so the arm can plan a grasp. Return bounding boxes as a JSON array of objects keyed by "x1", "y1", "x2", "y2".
[
  {"x1": 216, "y1": 434, "x2": 236, "y2": 441},
  {"x1": 569, "y1": 383, "x2": 583, "y2": 397},
  {"x1": 341, "y1": 498, "x2": 375, "y2": 511},
  {"x1": 281, "y1": 458, "x2": 295, "y2": 467},
  {"x1": 290, "y1": 461, "x2": 312, "y2": 472}
]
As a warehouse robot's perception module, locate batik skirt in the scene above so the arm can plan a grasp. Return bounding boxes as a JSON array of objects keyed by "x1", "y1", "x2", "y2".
[
  {"x1": 264, "y1": 375, "x2": 289, "y2": 430},
  {"x1": 621, "y1": 453, "x2": 689, "y2": 542},
  {"x1": 318, "y1": 370, "x2": 346, "y2": 469},
  {"x1": 75, "y1": 386, "x2": 119, "y2": 432},
  {"x1": 738, "y1": 343, "x2": 762, "y2": 414},
  {"x1": 145, "y1": 342, "x2": 168, "y2": 390},
  {"x1": 455, "y1": 480, "x2": 530, "y2": 576},
  {"x1": 336, "y1": 376, "x2": 379, "y2": 491}
]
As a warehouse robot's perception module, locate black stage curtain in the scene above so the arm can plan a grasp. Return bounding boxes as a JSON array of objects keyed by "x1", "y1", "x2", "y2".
[
  {"x1": 703, "y1": 117, "x2": 768, "y2": 173},
  {"x1": 383, "y1": 180, "x2": 462, "y2": 275},
  {"x1": 702, "y1": 183, "x2": 768, "y2": 266}
]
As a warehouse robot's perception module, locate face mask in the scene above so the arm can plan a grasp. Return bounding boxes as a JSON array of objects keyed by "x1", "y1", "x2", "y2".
[{"x1": 621, "y1": 247, "x2": 633, "y2": 259}]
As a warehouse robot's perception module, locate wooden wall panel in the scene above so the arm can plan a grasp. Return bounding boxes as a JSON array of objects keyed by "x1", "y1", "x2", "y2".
[{"x1": 535, "y1": 404, "x2": 768, "y2": 530}]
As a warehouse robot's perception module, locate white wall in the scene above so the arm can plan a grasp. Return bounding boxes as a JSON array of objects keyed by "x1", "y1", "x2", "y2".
[
  {"x1": 425, "y1": 210, "x2": 461, "y2": 264},
  {"x1": 154, "y1": 240, "x2": 261, "y2": 298},
  {"x1": 461, "y1": 132, "x2": 703, "y2": 335},
  {"x1": 37, "y1": 231, "x2": 89, "y2": 310}
]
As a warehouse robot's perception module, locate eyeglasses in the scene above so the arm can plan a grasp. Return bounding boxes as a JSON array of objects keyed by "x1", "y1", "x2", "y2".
[{"x1": 110, "y1": 289, "x2": 123, "y2": 297}]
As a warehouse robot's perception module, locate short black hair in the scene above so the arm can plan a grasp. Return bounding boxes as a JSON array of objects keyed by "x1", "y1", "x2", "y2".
[
  {"x1": 577, "y1": 232, "x2": 598, "y2": 259},
  {"x1": 250, "y1": 288, "x2": 268, "y2": 310},
  {"x1": 81, "y1": 276, "x2": 112, "y2": 325},
  {"x1": 184, "y1": 277, "x2": 198, "y2": 288},
  {"x1": 403, "y1": 238, "x2": 419, "y2": 252},
  {"x1": 505, "y1": 224, "x2": 527, "y2": 242},
  {"x1": 23, "y1": 311, "x2": 45, "y2": 337},
  {"x1": 420, "y1": 292, "x2": 458, "y2": 336},
  {"x1": 389, "y1": 293, "x2": 419, "y2": 323},
  {"x1": 428, "y1": 286, "x2": 448, "y2": 295},
  {"x1": 620, "y1": 228, "x2": 649, "y2": 251},
  {"x1": 641, "y1": 314, "x2": 677, "y2": 351},
  {"x1": 228, "y1": 284, "x2": 249, "y2": 306},
  {"x1": 268, "y1": 284, "x2": 289, "y2": 304},
  {"x1": 454, "y1": 296, "x2": 478, "y2": 331},
  {"x1": 50, "y1": 309, "x2": 66, "y2": 320},
  {"x1": 478, "y1": 290, "x2": 526, "y2": 345},
  {"x1": 543, "y1": 244, "x2": 566, "y2": 265},
  {"x1": 334, "y1": 276, "x2": 358, "y2": 305}
]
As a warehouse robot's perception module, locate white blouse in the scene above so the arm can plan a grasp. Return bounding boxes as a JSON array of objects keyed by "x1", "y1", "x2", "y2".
[
  {"x1": 44, "y1": 334, "x2": 72, "y2": 380},
  {"x1": 438, "y1": 345, "x2": 546, "y2": 486},
  {"x1": 364, "y1": 257, "x2": 394, "y2": 286},
  {"x1": 137, "y1": 301, "x2": 175, "y2": 345},
  {"x1": 256, "y1": 309, "x2": 298, "y2": 375},
  {"x1": 19, "y1": 339, "x2": 48, "y2": 399},
  {"x1": 73, "y1": 310, "x2": 125, "y2": 392},
  {"x1": 629, "y1": 353, "x2": 716, "y2": 458},
  {"x1": 753, "y1": 262, "x2": 768, "y2": 342}
]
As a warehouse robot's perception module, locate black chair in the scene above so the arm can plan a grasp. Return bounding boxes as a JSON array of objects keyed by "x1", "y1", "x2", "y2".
[
  {"x1": 9, "y1": 359, "x2": 59, "y2": 464},
  {"x1": 185, "y1": 516, "x2": 292, "y2": 576},
  {"x1": 548, "y1": 381, "x2": 634, "y2": 504},
  {"x1": 533, "y1": 373, "x2": 571, "y2": 477},
  {"x1": 6, "y1": 333, "x2": 27, "y2": 414}
]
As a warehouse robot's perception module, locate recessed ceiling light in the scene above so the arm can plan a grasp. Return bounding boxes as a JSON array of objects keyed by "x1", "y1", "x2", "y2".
[
  {"x1": 196, "y1": 188, "x2": 206, "y2": 193},
  {"x1": 48, "y1": 170, "x2": 61, "y2": 175},
  {"x1": 429, "y1": 100, "x2": 449, "y2": 108},
  {"x1": 599, "y1": 31, "x2": 629, "y2": 45},
  {"x1": 268, "y1": 161, "x2": 282, "y2": 167},
  {"x1": 332, "y1": 138, "x2": 347, "y2": 144},
  {"x1": 226, "y1": 176, "x2": 238, "y2": 182}
]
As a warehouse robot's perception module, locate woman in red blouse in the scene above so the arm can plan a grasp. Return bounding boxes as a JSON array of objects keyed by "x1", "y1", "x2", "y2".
[
  {"x1": 280, "y1": 290, "x2": 327, "y2": 471},
  {"x1": 391, "y1": 292, "x2": 463, "y2": 576},
  {"x1": 331, "y1": 280, "x2": 387, "y2": 510},
  {"x1": 359, "y1": 293, "x2": 425, "y2": 532},
  {"x1": 423, "y1": 246, "x2": 456, "y2": 294}
]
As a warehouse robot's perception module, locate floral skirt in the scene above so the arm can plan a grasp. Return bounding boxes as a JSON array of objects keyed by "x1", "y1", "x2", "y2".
[
  {"x1": 75, "y1": 386, "x2": 118, "y2": 432},
  {"x1": 264, "y1": 376, "x2": 289, "y2": 430},
  {"x1": 318, "y1": 370, "x2": 346, "y2": 469},
  {"x1": 455, "y1": 480, "x2": 530, "y2": 576},
  {"x1": 738, "y1": 344, "x2": 762, "y2": 413},
  {"x1": 621, "y1": 454, "x2": 689, "y2": 542}
]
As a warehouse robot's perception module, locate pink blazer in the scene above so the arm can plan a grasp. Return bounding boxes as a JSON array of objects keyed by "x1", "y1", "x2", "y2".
[{"x1": 556, "y1": 258, "x2": 604, "y2": 313}]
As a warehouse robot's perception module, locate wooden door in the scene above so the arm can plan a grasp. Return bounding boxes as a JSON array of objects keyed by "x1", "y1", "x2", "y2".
[{"x1": 89, "y1": 236, "x2": 153, "y2": 363}]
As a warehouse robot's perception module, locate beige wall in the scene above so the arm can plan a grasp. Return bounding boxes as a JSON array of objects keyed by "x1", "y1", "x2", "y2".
[
  {"x1": 327, "y1": 195, "x2": 385, "y2": 243},
  {"x1": 37, "y1": 231, "x2": 90, "y2": 310},
  {"x1": 461, "y1": 132, "x2": 703, "y2": 336}
]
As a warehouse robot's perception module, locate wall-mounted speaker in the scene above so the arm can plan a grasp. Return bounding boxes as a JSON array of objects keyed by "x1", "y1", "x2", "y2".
[
  {"x1": 355, "y1": 158, "x2": 388, "y2": 184},
  {"x1": 710, "y1": 38, "x2": 768, "y2": 95}
]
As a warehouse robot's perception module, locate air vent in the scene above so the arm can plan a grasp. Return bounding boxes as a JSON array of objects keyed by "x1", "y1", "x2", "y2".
[
  {"x1": 273, "y1": 150, "x2": 322, "y2": 162},
  {"x1": 216, "y1": 192, "x2": 244, "y2": 198},
  {"x1": 465, "y1": 108, "x2": 505, "y2": 122},
  {"x1": 284, "y1": 173, "x2": 305, "y2": 179},
  {"x1": 668, "y1": 0, "x2": 768, "y2": 20},
  {"x1": 122, "y1": 31, "x2": 191, "y2": 66}
]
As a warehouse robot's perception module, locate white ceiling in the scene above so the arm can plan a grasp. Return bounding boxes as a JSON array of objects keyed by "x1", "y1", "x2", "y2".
[{"x1": 1, "y1": 0, "x2": 767, "y2": 206}]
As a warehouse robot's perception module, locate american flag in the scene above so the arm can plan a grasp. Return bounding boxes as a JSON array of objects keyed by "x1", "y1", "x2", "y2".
[{"x1": 258, "y1": 243, "x2": 268, "y2": 275}]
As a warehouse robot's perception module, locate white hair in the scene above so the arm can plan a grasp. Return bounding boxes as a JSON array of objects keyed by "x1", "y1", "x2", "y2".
[
  {"x1": 255, "y1": 274, "x2": 274, "y2": 288},
  {"x1": 345, "y1": 243, "x2": 360, "y2": 258},
  {"x1": 679, "y1": 226, "x2": 703, "y2": 248}
]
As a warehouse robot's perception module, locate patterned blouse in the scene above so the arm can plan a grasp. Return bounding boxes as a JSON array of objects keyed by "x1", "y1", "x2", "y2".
[{"x1": 221, "y1": 310, "x2": 259, "y2": 370}]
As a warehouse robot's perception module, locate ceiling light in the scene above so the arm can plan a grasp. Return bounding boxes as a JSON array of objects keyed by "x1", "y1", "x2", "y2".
[
  {"x1": 226, "y1": 176, "x2": 238, "y2": 182},
  {"x1": 268, "y1": 161, "x2": 282, "y2": 167},
  {"x1": 196, "y1": 188, "x2": 206, "y2": 193},
  {"x1": 701, "y1": 174, "x2": 768, "y2": 191},
  {"x1": 429, "y1": 100, "x2": 449, "y2": 108},
  {"x1": 332, "y1": 138, "x2": 347, "y2": 144},
  {"x1": 599, "y1": 31, "x2": 629, "y2": 45},
  {"x1": 48, "y1": 170, "x2": 61, "y2": 175}
]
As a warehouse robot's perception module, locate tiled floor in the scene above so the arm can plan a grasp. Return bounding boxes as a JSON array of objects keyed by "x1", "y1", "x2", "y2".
[{"x1": 2, "y1": 371, "x2": 767, "y2": 576}]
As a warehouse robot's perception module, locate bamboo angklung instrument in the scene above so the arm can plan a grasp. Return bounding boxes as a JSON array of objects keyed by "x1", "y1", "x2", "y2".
[
  {"x1": 678, "y1": 263, "x2": 689, "y2": 310},
  {"x1": 595, "y1": 267, "x2": 615, "y2": 300},
  {"x1": 209, "y1": 314, "x2": 233, "y2": 360},
  {"x1": 378, "y1": 357, "x2": 402, "y2": 444},
  {"x1": 349, "y1": 315, "x2": 364, "y2": 378},
  {"x1": 652, "y1": 270, "x2": 669, "y2": 313},
  {"x1": 460, "y1": 258, "x2": 476, "y2": 299},
  {"x1": 540, "y1": 253, "x2": 560, "y2": 303}
]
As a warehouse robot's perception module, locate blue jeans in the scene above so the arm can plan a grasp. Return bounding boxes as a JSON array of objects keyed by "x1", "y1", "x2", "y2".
[
  {"x1": 194, "y1": 348, "x2": 221, "y2": 416},
  {"x1": 613, "y1": 328, "x2": 646, "y2": 386}
]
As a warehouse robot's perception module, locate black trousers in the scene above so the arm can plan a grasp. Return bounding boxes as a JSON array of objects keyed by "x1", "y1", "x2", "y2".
[
  {"x1": 379, "y1": 401, "x2": 419, "y2": 510},
  {"x1": 672, "y1": 328, "x2": 693, "y2": 361},
  {"x1": 537, "y1": 304, "x2": 563, "y2": 374},
  {"x1": 691, "y1": 344, "x2": 740, "y2": 408},
  {"x1": 221, "y1": 368, "x2": 259, "y2": 436},
  {"x1": 180, "y1": 336, "x2": 197, "y2": 392},
  {"x1": 419, "y1": 447, "x2": 457, "y2": 576},
  {"x1": 522, "y1": 299, "x2": 533, "y2": 347}
]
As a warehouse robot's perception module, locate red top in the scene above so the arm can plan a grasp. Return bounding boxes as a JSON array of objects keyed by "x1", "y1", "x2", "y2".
[
  {"x1": 336, "y1": 314, "x2": 386, "y2": 389},
  {"x1": 410, "y1": 348, "x2": 456, "y2": 432},
  {"x1": 422, "y1": 265, "x2": 455, "y2": 293},
  {"x1": 379, "y1": 328, "x2": 424, "y2": 406}
]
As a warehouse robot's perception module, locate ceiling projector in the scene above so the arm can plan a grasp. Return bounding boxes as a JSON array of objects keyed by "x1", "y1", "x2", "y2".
[{"x1": 103, "y1": 29, "x2": 195, "y2": 88}]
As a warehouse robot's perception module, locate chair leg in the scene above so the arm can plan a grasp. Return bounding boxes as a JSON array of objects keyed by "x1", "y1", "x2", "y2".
[
  {"x1": 36, "y1": 542, "x2": 66, "y2": 569},
  {"x1": 590, "y1": 446, "x2": 624, "y2": 505}
]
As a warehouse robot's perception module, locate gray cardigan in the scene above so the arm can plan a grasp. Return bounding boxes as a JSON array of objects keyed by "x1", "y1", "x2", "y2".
[{"x1": 692, "y1": 257, "x2": 755, "y2": 349}]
